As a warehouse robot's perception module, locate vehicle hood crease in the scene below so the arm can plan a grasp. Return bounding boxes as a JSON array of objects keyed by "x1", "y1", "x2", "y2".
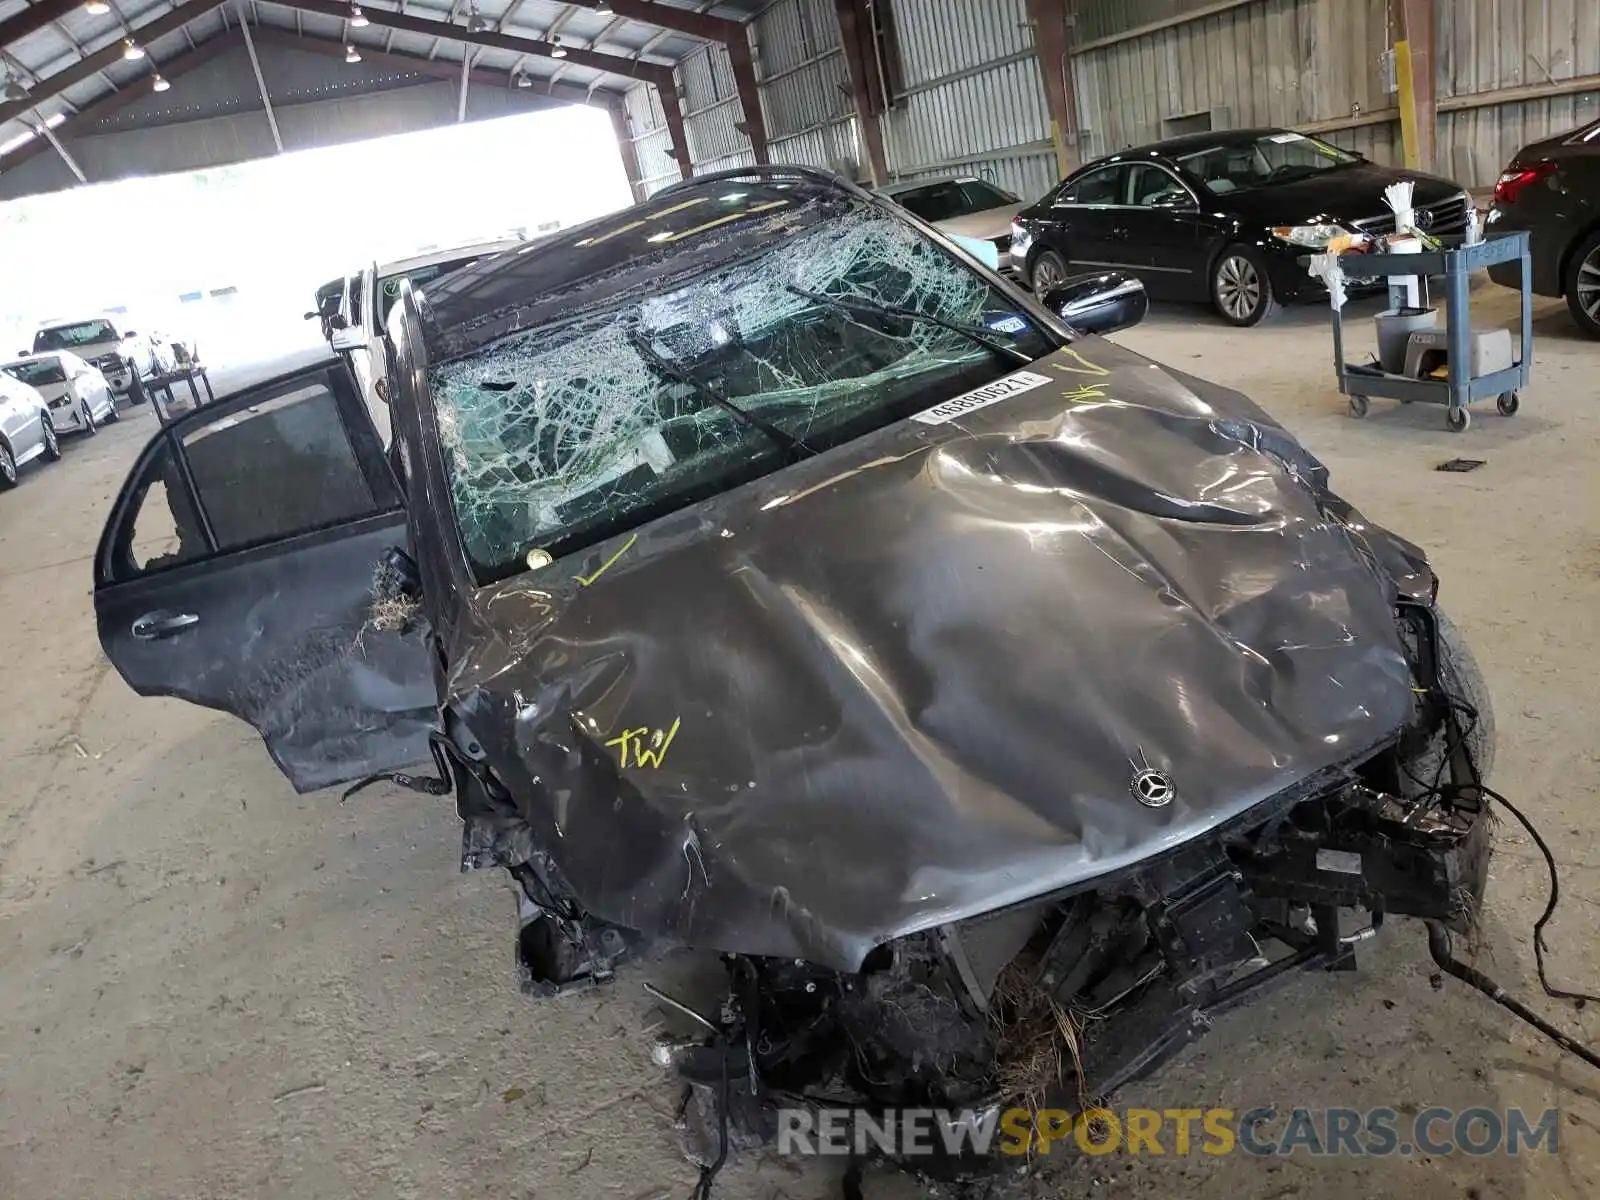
[{"x1": 444, "y1": 341, "x2": 1417, "y2": 971}]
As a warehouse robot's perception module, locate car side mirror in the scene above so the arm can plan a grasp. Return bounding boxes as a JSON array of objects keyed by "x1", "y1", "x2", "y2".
[
  {"x1": 1153, "y1": 192, "x2": 1196, "y2": 210},
  {"x1": 330, "y1": 326, "x2": 364, "y2": 352},
  {"x1": 1042, "y1": 271, "x2": 1148, "y2": 336},
  {"x1": 123, "y1": 329, "x2": 139, "y2": 337},
  {"x1": 304, "y1": 311, "x2": 319, "y2": 321}
]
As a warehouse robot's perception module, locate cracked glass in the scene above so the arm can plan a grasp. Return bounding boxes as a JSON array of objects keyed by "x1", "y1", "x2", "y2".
[{"x1": 428, "y1": 194, "x2": 1057, "y2": 584}]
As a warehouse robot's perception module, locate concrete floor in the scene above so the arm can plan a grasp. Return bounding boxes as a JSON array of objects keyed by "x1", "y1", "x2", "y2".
[{"x1": 2, "y1": 287, "x2": 1598, "y2": 1200}]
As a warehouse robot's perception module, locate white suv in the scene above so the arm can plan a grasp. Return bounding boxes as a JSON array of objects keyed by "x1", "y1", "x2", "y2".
[
  {"x1": 330, "y1": 238, "x2": 522, "y2": 433},
  {"x1": 29, "y1": 315, "x2": 178, "y2": 401}
]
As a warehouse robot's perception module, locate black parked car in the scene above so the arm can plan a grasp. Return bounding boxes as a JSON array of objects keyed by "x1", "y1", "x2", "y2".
[
  {"x1": 1484, "y1": 118, "x2": 1600, "y2": 337},
  {"x1": 93, "y1": 167, "x2": 1497, "y2": 1160},
  {"x1": 1011, "y1": 127, "x2": 1472, "y2": 326}
]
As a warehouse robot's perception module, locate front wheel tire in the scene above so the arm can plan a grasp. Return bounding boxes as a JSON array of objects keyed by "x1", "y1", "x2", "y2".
[
  {"x1": 1564, "y1": 231, "x2": 1600, "y2": 339},
  {"x1": 81, "y1": 401, "x2": 98, "y2": 435},
  {"x1": 41, "y1": 418, "x2": 61, "y2": 462},
  {"x1": 1211, "y1": 247, "x2": 1279, "y2": 326},
  {"x1": 1030, "y1": 250, "x2": 1070, "y2": 297}
]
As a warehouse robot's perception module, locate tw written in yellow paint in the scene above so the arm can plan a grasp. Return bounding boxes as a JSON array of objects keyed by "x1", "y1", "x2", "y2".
[{"x1": 605, "y1": 717, "x2": 682, "y2": 769}]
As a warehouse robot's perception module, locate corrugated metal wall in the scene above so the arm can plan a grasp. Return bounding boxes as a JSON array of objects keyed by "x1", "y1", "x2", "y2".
[
  {"x1": 625, "y1": 0, "x2": 1058, "y2": 201},
  {"x1": 756, "y1": 0, "x2": 858, "y2": 175},
  {"x1": 877, "y1": 0, "x2": 1056, "y2": 198},
  {"x1": 1071, "y1": 0, "x2": 1400, "y2": 165},
  {"x1": 620, "y1": 0, "x2": 1600, "y2": 203},
  {"x1": 1437, "y1": 0, "x2": 1600, "y2": 187},
  {"x1": 1071, "y1": 0, "x2": 1600, "y2": 189}
]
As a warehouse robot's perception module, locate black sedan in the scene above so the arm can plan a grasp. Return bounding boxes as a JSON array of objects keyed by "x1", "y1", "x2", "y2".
[
  {"x1": 1484, "y1": 118, "x2": 1600, "y2": 337},
  {"x1": 1010, "y1": 128, "x2": 1471, "y2": 326}
]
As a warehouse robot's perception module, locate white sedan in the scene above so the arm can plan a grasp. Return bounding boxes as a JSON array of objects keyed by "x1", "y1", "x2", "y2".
[{"x1": 0, "y1": 352, "x2": 118, "y2": 434}]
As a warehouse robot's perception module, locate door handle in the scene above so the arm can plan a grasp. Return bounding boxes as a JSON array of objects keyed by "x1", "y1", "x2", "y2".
[{"x1": 132, "y1": 610, "x2": 199, "y2": 640}]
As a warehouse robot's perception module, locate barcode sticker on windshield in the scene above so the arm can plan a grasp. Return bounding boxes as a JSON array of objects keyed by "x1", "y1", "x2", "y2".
[{"x1": 911, "y1": 370, "x2": 1052, "y2": 426}]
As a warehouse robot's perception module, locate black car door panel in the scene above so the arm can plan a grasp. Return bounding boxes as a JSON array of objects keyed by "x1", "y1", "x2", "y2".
[
  {"x1": 1115, "y1": 164, "x2": 1207, "y2": 300},
  {"x1": 1042, "y1": 164, "x2": 1130, "y2": 271},
  {"x1": 94, "y1": 362, "x2": 437, "y2": 793}
]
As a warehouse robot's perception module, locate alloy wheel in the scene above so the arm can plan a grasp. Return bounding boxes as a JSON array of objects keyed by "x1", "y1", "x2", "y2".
[
  {"x1": 1577, "y1": 248, "x2": 1600, "y2": 324},
  {"x1": 0, "y1": 445, "x2": 13, "y2": 483},
  {"x1": 1216, "y1": 255, "x2": 1261, "y2": 321},
  {"x1": 1033, "y1": 255, "x2": 1066, "y2": 294}
]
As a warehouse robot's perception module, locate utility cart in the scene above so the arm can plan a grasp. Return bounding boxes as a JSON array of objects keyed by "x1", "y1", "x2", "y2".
[{"x1": 1322, "y1": 229, "x2": 1531, "y2": 432}]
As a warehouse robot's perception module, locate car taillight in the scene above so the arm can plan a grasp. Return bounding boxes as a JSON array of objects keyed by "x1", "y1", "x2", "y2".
[
  {"x1": 1493, "y1": 161, "x2": 1556, "y2": 205},
  {"x1": 1010, "y1": 219, "x2": 1026, "y2": 241}
]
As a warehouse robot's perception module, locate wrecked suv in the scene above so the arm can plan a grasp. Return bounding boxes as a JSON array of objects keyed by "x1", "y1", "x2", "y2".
[{"x1": 94, "y1": 167, "x2": 1494, "y2": 1165}]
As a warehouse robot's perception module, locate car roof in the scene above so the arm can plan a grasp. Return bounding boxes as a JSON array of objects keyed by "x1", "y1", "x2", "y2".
[
  {"x1": 36, "y1": 314, "x2": 121, "y2": 330},
  {"x1": 1082, "y1": 126, "x2": 1306, "y2": 168},
  {"x1": 418, "y1": 169, "x2": 870, "y2": 364},
  {"x1": 1, "y1": 352, "x2": 63, "y2": 364},
  {"x1": 878, "y1": 175, "x2": 983, "y2": 196}
]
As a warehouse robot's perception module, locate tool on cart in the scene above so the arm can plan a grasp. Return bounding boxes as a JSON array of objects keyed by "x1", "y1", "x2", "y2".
[{"x1": 1303, "y1": 214, "x2": 1532, "y2": 432}]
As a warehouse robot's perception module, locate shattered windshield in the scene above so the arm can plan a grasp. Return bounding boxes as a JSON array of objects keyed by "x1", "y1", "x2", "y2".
[{"x1": 428, "y1": 193, "x2": 1055, "y2": 584}]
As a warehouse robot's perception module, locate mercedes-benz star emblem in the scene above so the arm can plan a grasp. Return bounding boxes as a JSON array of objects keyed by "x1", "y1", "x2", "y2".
[
  {"x1": 1131, "y1": 768, "x2": 1176, "y2": 808},
  {"x1": 1416, "y1": 208, "x2": 1434, "y2": 230}
]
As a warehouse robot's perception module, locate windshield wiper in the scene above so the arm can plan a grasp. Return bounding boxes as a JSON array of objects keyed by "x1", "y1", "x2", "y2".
[
  {"x1": 624, "y1": 326, "x2": 813, "y2": 462},
  {"x1": 786, "y1": 284, "x2": 1034, "y2": 365}
]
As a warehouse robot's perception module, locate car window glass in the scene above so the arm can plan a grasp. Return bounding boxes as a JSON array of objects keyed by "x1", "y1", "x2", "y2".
[
  {"x1": 181, "y1": 382, "x2": 379, "y2": 553},
  {"x1": 377, "y1": 256, "x2": 488, "y2": 327},
  {"x1": 1128, "y1": 165, "x2": 1192, "y2": 208},
  {"x1": 959, "y1": 180, "x2": 1018, "y2": 210},
  {"x1": 122, "y1": 443, "x2": 208, "y2": 575},
  {"x1": 893, "y1": 181, "x2": 975, "y2": 222},
  {"x1": 1061, "y1": 166, "x2": 1124, "y2": 206}
]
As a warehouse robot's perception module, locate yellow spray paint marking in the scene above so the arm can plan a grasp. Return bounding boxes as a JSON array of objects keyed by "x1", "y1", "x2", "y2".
[
  {"x1": 606, "y1": 717, "x2": 682, "y2": 770},
  {"x1": 576, "y1": 532, "x2": 638, "y2": 588},
  {"x1": 661, "y1": 199, "x2": 790, "y2": 244},
  {"x1": 1051, "y1": 348, "x2": 1111, "y2": 377},
  {"x1": 1060, "y1": 384, "x2": 1107, "y2": 403}
]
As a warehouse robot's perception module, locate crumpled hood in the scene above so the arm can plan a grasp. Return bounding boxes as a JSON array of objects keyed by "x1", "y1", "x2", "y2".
[{"x1": 446, "y1": 339, "x2": 1420, "y2": 971}]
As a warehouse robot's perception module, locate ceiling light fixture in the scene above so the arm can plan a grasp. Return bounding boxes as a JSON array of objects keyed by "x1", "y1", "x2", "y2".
[
  {"x1": 1, "y1": 76, "x2": 28, "y2": 102},
  {"x1": 152, "y1": 72, "x2": 170, "y2": 92},
  {"x1": 467, "y1": 4, "x2": 487, "y2": 32},
  {"x1": 349, "y1": 3, "x2": 369, "y2": 27},
  {"x1": 594, "y1": 0, "x2": 613, "y2": 13},
  {"x1": 84, "y1": 0, "x2": 111, "y2": 13},
  {"x1": 550, "y1": 37, "x2": 567, "y2": 58},
  {"x1": 345, "y1": 43, "x2": 362, "y2": 63},
  {"x1": 122, "y1": 38, "x2": 145, "y2": 60},
  {"x1": 515, "y1": 71, "x2": 531, "y2": 88}
]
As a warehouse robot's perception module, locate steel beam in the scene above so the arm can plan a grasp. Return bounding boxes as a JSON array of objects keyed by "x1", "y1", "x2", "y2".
[
  {"x1": 606, "y1": 96, "x2": 643, "y2": 201},
  {"x1": 250, "y1": 25, "x2": 599, "y2": 104},
  {"x1": 271, "y1": 0, "x2": 670, "y2": 85},
  {"x1": 657, "y1": 70, "x2": 689, "y2": 180},
  {"x1": 830, "y1": 0, "x2": 887, "y2": 184},
  {"x1": 600, "y1": 0, "x2": 766, "y2": 163},
  {"x1": 456, "y1": 46, "x2": 470, "y2": 120},
  {"x1": 35, "y1": 115, "x2": 87, "y2": 181},
  {"x1": 1026, "y1": 0, "x2": 1078, "y2": 179},
  {"x1": 1396, "y1": 0, "x2": 1437, "y2": 172},
  {"x1": 0, "y1": 0, "x2": 87, "y2": 55},
  {"x1": 0, "y1": 0, "x2": 228, "y2": 126},
  {"x1": 236, "y1": 5, "x2": 284, "y2": 152},
  {"x1": 0, "y1": 32, "x2": 236, "y2": 172}
]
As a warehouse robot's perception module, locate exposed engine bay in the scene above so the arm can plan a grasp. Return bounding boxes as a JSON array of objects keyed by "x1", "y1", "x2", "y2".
[{"x1": 437, "y1": 596, "x2": 1496, "y2": 1179}]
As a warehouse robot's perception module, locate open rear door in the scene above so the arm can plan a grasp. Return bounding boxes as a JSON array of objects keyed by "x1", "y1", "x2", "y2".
[{"x1": 93, "y1": 360, "x2": 437, "y2": 792}]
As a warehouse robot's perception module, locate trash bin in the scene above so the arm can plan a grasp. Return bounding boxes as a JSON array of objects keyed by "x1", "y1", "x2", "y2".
[{"x1": 1374, "y1": 306, "x2": 1438, "y2": 373}]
